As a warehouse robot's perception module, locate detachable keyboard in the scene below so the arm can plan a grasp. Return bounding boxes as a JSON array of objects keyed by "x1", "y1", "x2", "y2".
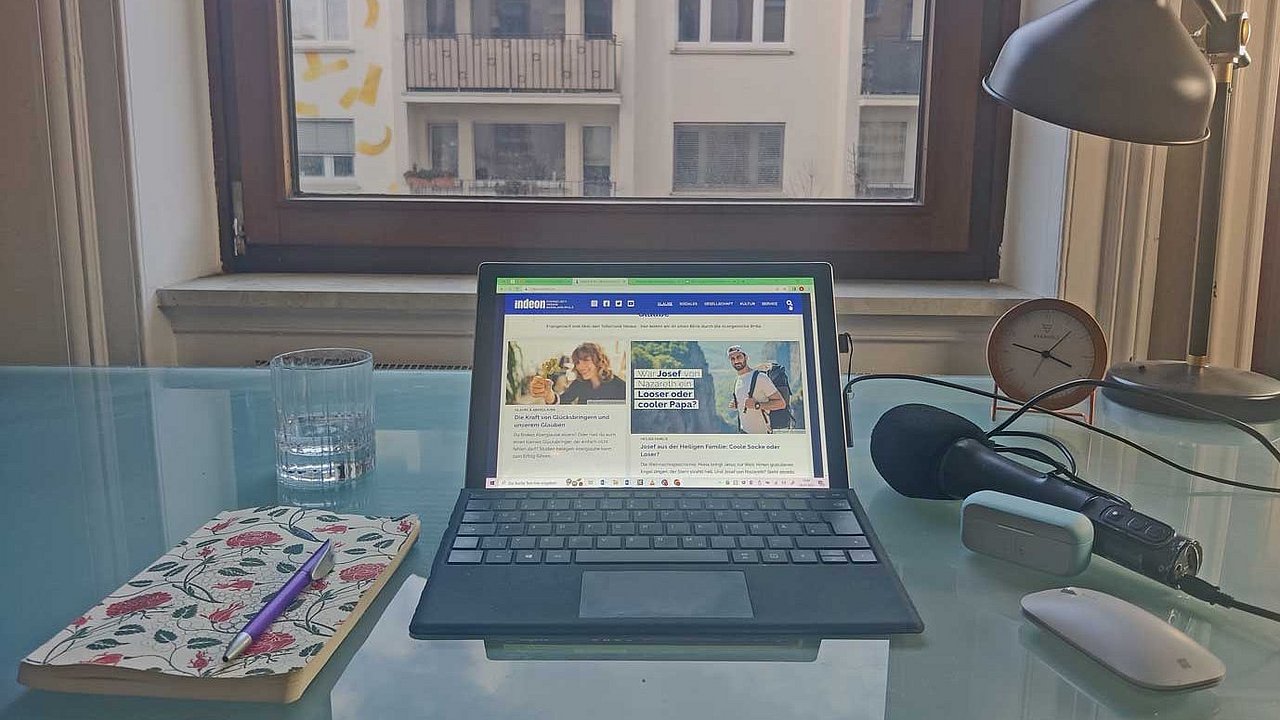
[{"x1": 444, "y1": 489, "x2": 877, "y2": 566}]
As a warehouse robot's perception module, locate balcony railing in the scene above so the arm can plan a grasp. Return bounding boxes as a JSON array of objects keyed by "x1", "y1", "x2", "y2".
[
  {"x1": 406, "y1": 178, "x2": 616, "y2": 197},
  {"x1": 862, "y1": 38, "x2": 924, "y2": 95},
  {"x1": 405, "y1": 34, "x2": 618, "y2": 93}
]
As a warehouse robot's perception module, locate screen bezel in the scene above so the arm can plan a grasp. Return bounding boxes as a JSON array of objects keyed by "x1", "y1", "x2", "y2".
[{"x1": 465, "y1": 262, "x2": 848, "y2": 489}]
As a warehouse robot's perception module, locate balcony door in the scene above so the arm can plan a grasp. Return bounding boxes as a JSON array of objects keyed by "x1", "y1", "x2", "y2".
[{"x1": 473, "y1": 0, "x2": 566, "y2": 37}]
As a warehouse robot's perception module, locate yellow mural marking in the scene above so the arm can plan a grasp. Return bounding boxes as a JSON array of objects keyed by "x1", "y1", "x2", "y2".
[
  {"x1": 295, "y1": 101, "x2": 319, "y2": 117},
  {"x1": 357, "y1": 126, "x2": 392, "y2": 156},
  {"x1": 301, "y1": 52, "x2": 349, "y2": 81},
  {"x1": 357, "y1": 64, "x2": 383, "y2": 105},
  {"x1": 338, "y1": 87, "x2": 360, "y2": 109},
  {"x1": 364, "y1": 0, "x2": 380, "y2": 28},
  {"x1": 388, "y1": 182, "x2": 401, "y2": 194}
]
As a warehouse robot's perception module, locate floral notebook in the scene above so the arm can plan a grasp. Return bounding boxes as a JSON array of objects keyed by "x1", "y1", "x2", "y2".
[{"x1": 18, "y1": 506, "x2": 420, "y2": 703}]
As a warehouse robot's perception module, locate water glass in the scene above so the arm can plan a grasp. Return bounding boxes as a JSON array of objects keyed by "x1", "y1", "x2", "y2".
[{"x1": 271, "y1": 348, "x2": 376, "y2": 486}]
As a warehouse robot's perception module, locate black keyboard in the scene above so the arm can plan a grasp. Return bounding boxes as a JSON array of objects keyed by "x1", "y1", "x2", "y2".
[{"x1": 444, "y1": 490, "x2": 877, "y2": 566}]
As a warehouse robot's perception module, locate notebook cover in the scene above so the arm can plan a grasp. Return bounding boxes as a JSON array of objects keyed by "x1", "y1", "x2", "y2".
[{"x1": 18, "y1": 506, "x2": 419, "y2": 703}]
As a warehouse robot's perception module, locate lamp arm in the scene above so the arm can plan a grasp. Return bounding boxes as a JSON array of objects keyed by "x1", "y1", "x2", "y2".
[{"x1": 1193, "y1": 0, "x2": 1228, "y2": 26}]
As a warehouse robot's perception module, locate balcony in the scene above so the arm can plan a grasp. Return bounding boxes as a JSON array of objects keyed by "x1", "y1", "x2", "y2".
[
  {"x1": 406, "y1": 178, "x2": 616, "y2": 197},
  {"x1": 405, "y1": 34, "x2": 618, "y2": 93},
  {"x1": 862, "y1": 38, "x2": 924, "y2": 95}
]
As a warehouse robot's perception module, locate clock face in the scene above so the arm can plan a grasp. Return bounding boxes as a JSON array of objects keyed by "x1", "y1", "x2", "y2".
[{"x1": 988, "y1": 299, "x2": 1109, "y2": 410}]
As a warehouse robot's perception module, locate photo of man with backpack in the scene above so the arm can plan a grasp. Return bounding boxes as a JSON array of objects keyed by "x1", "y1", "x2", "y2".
[{"x1": 726, "y1": 345, "x2": 795, "y2": 434}]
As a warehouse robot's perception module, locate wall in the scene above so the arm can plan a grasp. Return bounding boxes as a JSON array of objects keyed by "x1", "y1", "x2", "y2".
[{"x1": 0, "y1": 0, "x2": 73, "y2": 364}]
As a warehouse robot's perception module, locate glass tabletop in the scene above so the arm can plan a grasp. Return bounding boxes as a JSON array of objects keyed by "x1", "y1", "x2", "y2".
[{"x1": 2, "y1": 367, "x2": 1279, "y2": 719}]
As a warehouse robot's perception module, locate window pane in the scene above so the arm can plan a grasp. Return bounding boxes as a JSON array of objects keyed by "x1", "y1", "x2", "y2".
[
  {"x1": 710, "y1": 0, "x2": 752, "y2": 42},
  {"x1": 584, "y1": 0, "x2": 613, "y2": 38},
  {"x1": 762, "y1": 0, "x2": 785, "y2": 42},
  {"x1": 290, "y1": 0, "x2": 321, "y2": 40},
  {"x1": 678, "y1": 0, "x2": 700, "y2": 42},
  {"x1": 333, "y1": 155, "x2": 356, "y2": 177},
  {"x1": 298, "y1": 155, "x2": 325, "y2": 176},
  {"x1": 288, "y1": 0, "x2": 925, "y2": 200},
  {"x1": 429, "y1": 123, "x2": 460, "y2": 174},
  {"x1": 326, "y1": 0, "x2": 349, "y2": 41}
]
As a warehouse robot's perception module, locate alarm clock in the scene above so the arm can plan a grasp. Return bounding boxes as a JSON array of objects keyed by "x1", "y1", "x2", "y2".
[{"x1": 987, "y1": 299, "x2": 1109, "y2": 410}]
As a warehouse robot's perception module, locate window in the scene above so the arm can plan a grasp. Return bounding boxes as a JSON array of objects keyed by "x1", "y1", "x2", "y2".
[
  {"x1": 210, "y1": 0, "x2": 1015, "y2": 278},
  {"x1": 584, "y1": 0, "x2": 613, "y2": 39},
  {"x1": 679, "y1": 0, "x2": 785, "y2": 45},
  {"x1": 674, "y1": 124, "x2": 783, "y2": 192},
  {"x1": 583, "y1": 126, "x2": 613, "y2": 197},
  {"x1": 425, "y1": 0, "x2": 456, "y2": 36},
  {"x1": 296, "y1": 120, "x2": 355, "y2": 179},
  {"x1": 429, "y1": 123, "x2": 459, "y2": 175},
  {"x1": 290, "y1": 0, "x2": 348, "y2": 42},
  {"x1": 857, "y1": 120, "x2": 909, "y2": 197},
  {"x1": 472, "y1": 0, "x2": 565, "y2": 37}
]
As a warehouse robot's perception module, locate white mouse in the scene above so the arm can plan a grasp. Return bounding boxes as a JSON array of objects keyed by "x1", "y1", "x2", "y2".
[{"x1": 1021, "y1": 587, "x2": 1225, "y2": 692}]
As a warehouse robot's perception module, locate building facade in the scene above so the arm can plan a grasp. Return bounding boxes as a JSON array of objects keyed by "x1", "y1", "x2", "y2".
[{"x1": 290, "y1": 0, "x2": 924, "y2": 199}]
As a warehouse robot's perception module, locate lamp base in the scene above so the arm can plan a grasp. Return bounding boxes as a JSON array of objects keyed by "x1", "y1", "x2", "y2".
[{"x1": 1102, "y1": 361, "x2": 1280, "y2": 422}]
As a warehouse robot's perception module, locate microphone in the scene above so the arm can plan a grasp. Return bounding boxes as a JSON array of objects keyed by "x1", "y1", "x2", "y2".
[{"x1": 870, "y1": 404, "x2": 1203, "y2": 587}]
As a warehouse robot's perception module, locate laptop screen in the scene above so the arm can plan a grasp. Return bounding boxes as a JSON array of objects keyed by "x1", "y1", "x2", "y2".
[{"x1": 487, "y1": 275, "x2": 829, "y2": 490}]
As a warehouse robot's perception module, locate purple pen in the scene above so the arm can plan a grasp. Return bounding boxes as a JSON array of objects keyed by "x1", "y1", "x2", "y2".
[{"x1": 223, "y1": 540, "x2": 334, "y2": 662}]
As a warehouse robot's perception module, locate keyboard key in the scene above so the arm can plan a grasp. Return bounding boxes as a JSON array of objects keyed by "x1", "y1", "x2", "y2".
[
  {"x1": 767, "y1": 511, "x2": 794, "y2": 523},
  {"x1": 783, "y1": 499, "x2": 810, "y2": 510},
  {"x1": 611, "y1": 523, "x2": 637, "y2": 535},
  {"x1": 681, "y1": 536, "x2": 709, "y2": 549},
  {"x1": 583, "y1": 522, "x2": 608, "y2": 535},
  {"x1": 523, "y1": 511, "x2": 550, "y2": 523},
  {"x1": 776, "y1": 523, "x2": 803, "y2": 536},
  {"x1": 496, "y1": 511, "x2": 522, "y2": 523},
  {"x1": 625, "y1": 536, "x2": 650, "y2": 549},
  {"x1": 551, "y1": 510, "x2": 576, "y2": 523},
  {"x1": 546, "y1": 499, "x2": 572, "y2": 511},
  {"x1": 740, "y1": 510, "x2": 767, "y2": 523},
  {"x1": 758, "y1": 499, "x2": 783, "y2": 510},
  {"x1": 733, "y1": 550, "x2": 759, "y2": 563},
  {"x1": 539, "y1": 536, "x2": 566, "y2": 549},
  {"x1": 848, "y1": 550, "x2": 878, "y2": 563},
  {"x1": 652, "y1": 536, "x2": 679, "y2": 550},
  {"x1": 721, "y1": 522, "x2": 747, "y2": 535},
  {"x1": 484, "y1": 550, "x2": 513, "y2": 564},
  {"x1": 660, "y1": 511, "x2": 687, "y2": 522},
  {"x1": 794, "y1": 536, "x2": 869, "y2": 550},
  {"x1": 738, "y1": 536, "x2": 765, "y2": 549},
  {"x1": 601, "y1": 499, "x2": 624, "y2": 510},
  {"x1": 813, "y1": 499, "x2": 853, "y2": 511},
  {"x1": 497, "y1": 500, "x2": 520, "y2": 511},
  {"x1": 479, "y1": 537, "x2": 508, "y2": 550},
  {"x1": 555, "y1": 523, "x2": 581, "y2": 535},
  {"x1": 509, "y1": 537, "x2": 537, "y2": 550},
  {"x1": 495, "y1": 523, "x2": 523, "y2": 536},
  {"x1": 606, "y1": 510, "x2": 630, "y2": 522},
  {"x1": 819, "y1": 550, "x2": 849, "y2": 564},
  {"x1": 545, "y1": 550, "x2": 571, "y2": 564},
  {"x1": 579, "y1": 510, "x2": 605, "y2": 523},
  {"x1": 711, "y1": 536, "x2": 737, "y2": 550},
  {"x1": 515, "y1": 550, "x2": 541, "y2": 564},
  {"x1": 804, "y1": 523, "x2": 832, "y2": 535},
  {"x1": 762, "y1": 550, "x2": 788, "y2": 564},
  {"x1": 687, "y1": 511, "x2": 713, "y2": 522},
  {"x1": 713, "y1": 510, "x2": 739, "y2": 523},
  {"x1": 666, "y1": 522, "x2": 692, "y2": 535},
  {"x1": 575, "y1": 550, "x2": 729, "y2": 564},
  {"x1": 607, "y1": 491, "x2": 630, "y2": 498},
  {"x1": 790, "y1": 550, "x2": 819, "y2": 564},
  {"x1": 824, "y1": 512, "x2": 863, "y2": 535},
  {"x1": 448, "y1": 550, "x2": 484, "y2": 564},
  {"x1": 679, "y1": 499, "x2": 704, "y2": 509},
  {"x1": 452, "y1": 536, "x2": 480, "y2": 550},
  {"x1": 459, "y1": 524, "x2": 496, "y2": 536},
  {"x1": 637, "y1": 522, "x2": 663, "y2": 535},
  {"x1": 568, "y1": 536, "x2": 593, "y2": 549},
  {"x1": 794, "y1": 510, "x2": 821, "y2": 523},
  {"x1": 465, "y1": 499, "x2": 492, "y2": 511},
  {"x1": 572, "y1": 499, "x2": 598, "y2": 510},
  {"x1": 633, "y1": 510, "x2": 658, "y2": 523},
  {"x1": 767, "y1": 536, "x2": 793, "y2": 549},
  {"x1": 731, "y1": 499, "x2": 756, "y2": 510},
  {"x1": 519, "y1": 499, "x2": 545, "y2": 511},
  {"x1": 704, "y1": 498, "x2": 730, "y2": 510},
  {"x1": 596, "y1": 536, "x2": 622, "y2": 550},
  {"x1": 693, "y1": 522, "x2": 719, "y2": 535},
  {"x1": 462, "y1": 511, "x2": 494, "y2": 523},
  {"x1": 652, "y1": 499, "x2": 678, "y2": 510},
  {"x1": 749, "y1": 523, "x2": 775, "y2": 535},
  {"x1": 625, "y1": 498, "x2": 651, "y2": 510}
]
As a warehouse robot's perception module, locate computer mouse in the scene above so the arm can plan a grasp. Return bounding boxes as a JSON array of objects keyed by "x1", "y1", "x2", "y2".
[{"x1": 1021, "y1": 587, "x2": 1225, "y2": 692}]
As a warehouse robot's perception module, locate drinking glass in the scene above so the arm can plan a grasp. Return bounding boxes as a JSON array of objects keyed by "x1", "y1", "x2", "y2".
[{"x1": 271, "y1": 348, "x2": 375, "y2": 486}]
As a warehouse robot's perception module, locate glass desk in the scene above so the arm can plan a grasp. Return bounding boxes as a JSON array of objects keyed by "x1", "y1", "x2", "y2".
[{"x1": 2, "y1": 367, "x2": 1279, "y2": 719}]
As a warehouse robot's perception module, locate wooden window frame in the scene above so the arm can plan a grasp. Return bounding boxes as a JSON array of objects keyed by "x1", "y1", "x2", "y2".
[{"x1": 205, "y1": 0, "x2": 1018, "y2": 278}]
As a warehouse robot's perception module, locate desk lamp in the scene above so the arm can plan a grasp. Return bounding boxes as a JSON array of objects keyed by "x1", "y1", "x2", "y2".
[{"x1": 984, "y1": 0, "x2": 1280, "y2": 421}]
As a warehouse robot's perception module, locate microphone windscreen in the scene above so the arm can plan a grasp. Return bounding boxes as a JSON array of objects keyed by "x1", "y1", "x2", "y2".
[{"x1": 869, "y1": 404, "x2": 989, "y2": 499}]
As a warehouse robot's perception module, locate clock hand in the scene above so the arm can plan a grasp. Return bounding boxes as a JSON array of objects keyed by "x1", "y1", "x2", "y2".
[
  {"x1": 1011, "y1": 343, "x2": 1044, "y2": 355},
  {"x1": 1046, "y1": 331, "x2": 1072, "y2": 354},
  {"x1": 1033, "y1": 355, "x2": 1047, "y2": 378},
  {"x1": 1045, "y1": 353, "x2": 1073, "y2": 369}
]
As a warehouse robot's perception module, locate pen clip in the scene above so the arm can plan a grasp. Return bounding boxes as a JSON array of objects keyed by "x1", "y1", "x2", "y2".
[{"x1": 310, "y1": 543, "x2": 335, "y2": 580}]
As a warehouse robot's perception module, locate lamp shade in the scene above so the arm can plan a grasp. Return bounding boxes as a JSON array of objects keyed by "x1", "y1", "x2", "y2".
[{"x1": 984, "y1": 0, "x2": 1216, "y2": 145}]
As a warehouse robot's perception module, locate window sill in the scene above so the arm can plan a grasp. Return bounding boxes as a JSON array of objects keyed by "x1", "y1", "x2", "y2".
[
  {"x1": 157, "y1": 275, "x2": 1032, "y2": 369},
  {"x1": 672, "y1": 45, "x2": 793, "y2": 56},
  {"x1": 291, "y1": 41, "x2": 354, "y2": 54}
]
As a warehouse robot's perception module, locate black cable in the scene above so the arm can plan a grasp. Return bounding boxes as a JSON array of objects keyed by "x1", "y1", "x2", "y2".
[
  {"x1": 990, "y1": 430, "x2": 1078, "y2": 474},
  {"x1": 1177, "y1": 576, "x2": 1280, "y2": 624},
  {"x1": 844, "y1": 374, "x2": 1280, "y2": 495}
]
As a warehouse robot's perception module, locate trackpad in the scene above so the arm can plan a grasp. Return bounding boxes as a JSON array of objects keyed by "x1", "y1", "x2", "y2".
[{"x1": 579, "y1": 571, "x2": 755, "y2": 619}]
